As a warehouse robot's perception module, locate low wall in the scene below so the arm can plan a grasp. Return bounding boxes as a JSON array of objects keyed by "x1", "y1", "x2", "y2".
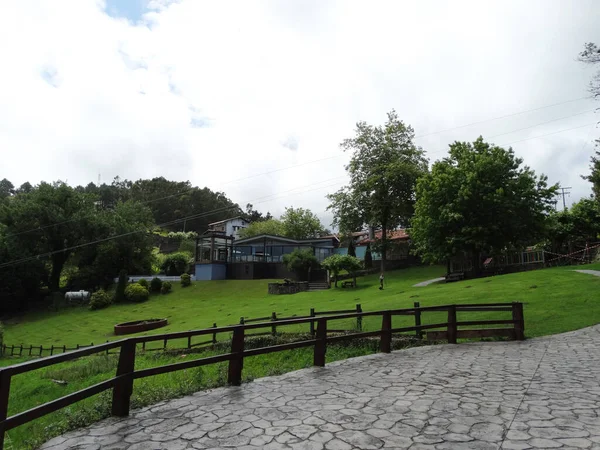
[{"x1": 268, "y1": 282, "x2": 309, "y2": 295}]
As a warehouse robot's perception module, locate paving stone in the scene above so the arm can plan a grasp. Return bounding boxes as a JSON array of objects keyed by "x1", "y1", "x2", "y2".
[{"x1": 36, "y1": 325, "x2": 600, "y2": 450}]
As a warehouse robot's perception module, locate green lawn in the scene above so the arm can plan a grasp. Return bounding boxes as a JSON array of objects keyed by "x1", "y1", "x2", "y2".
[
  {"x1": 5, "y1": 264, "x2": 600, "y2": 348},
  {"x1": 2, "y1": 263, "x2": 600, "y2": 449}
]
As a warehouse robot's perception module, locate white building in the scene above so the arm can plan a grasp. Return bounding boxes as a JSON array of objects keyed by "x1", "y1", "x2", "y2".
[{"x1": 207, "y1": 216, "x2": 249, "y2": 240}]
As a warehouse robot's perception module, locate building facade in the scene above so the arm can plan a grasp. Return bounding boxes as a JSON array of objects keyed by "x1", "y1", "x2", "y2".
[{"x1": 207, "y1": 216, "x2": 249, "y2": 240}]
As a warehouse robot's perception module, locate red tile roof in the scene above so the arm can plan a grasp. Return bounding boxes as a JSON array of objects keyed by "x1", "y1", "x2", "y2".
[{"x1": 356, "y1": 229, "x2": 409, "y2": 245}]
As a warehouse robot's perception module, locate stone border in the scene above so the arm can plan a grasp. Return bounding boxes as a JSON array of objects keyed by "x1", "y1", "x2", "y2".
[{"x1": 114, "y1": 318, "x2": 168, "y2": 335}]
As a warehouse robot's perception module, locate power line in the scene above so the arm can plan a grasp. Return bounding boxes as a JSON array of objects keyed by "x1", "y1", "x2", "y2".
[
  {"x1": 557, "y1": 186, "x2": 572, "y2": 211},
  {"x1": 0, "y1": 176, "x2": 348, "y2": 270},
  {"x1": 4, "y1": 96, "x2": 594, "y2": 239}
]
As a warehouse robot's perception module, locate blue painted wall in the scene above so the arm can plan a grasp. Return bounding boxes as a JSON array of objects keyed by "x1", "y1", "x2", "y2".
[{"x1": 195, "y1": 264, "x2": 227, "y2": 280}]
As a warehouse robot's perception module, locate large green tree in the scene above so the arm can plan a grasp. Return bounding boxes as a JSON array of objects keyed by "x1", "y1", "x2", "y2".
[
  {"x1": 411, "y1": 137, "x2": 557, "y2": 271},
  {"x1": 239, "y1": 219, "x2": 285, "y2": 239},
  {"x1": 280, "y1": 207, "x2": 324, "y2": 239},
  {"x1": 579, "y1": 43, "x2": 600, "y2": 199},
  {"x1": 328, "y1": 110, "x2": 428, "y2": 272}
]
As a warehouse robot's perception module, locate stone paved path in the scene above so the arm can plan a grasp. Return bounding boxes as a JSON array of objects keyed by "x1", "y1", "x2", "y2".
[
  {"x1": 574, "y1": 269, "x2": 600, "y2": 277},
  {"x1": 40, "y1": 325, "x2": 600, "y2": 450},
  {"x1": 413, "y1": 277, "x2": 446, "y2": 287}
]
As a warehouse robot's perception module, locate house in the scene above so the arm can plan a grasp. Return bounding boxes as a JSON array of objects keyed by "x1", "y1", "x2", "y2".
[
  {"x1": 207, "y1": 216, "x2": 249, "y2": 240},
  {"x1": 194, "y1": 233, "x2": 338, "y2": 280}
]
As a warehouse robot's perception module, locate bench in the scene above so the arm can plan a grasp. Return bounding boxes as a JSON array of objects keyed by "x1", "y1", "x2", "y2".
[
  {"x1": 445, "y1": 272, "x2": 465, "y2": 283},
  {"x1": 341, "y1": 281, "x2": 355, "y2": 288}
]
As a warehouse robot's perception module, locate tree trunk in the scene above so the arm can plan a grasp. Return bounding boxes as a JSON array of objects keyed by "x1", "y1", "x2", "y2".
[
  {"x1": 49, "y1": 251, "x2": 70, "y2": 292},
  {"x1": 380, "y1": 222, "x2": 387, "y2": 273},
  {"x1": 334, "y1": 273, "x2": 338, "y2": 288}
]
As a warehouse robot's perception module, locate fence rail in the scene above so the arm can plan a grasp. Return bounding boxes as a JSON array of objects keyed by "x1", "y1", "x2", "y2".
[{"x1": 0, "y1": 301, "x2": 524, "y2": 449}]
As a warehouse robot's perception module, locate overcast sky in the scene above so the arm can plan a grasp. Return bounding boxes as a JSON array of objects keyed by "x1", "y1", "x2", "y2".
[{"x1": 1, "y1": 0, "x2": 599, "y2": 228}]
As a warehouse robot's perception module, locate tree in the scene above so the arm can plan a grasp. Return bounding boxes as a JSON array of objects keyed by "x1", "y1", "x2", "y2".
[
  {"x1": 581, "y1": 142, "x2": 600, "y2": 199},
  {"x1": 328, "y1": 110, "x2": 428, "y2": 273},
  {"x1": 0, "y1": 179, "x2": 14, "y2": 199},
  {"x1": 411, "y1": 137, "x2": 557, "y2": 272},
  {"x1": 16, "y1": 182, "x2": 33, "y2": 195},
  {"x1": 245, "y1": 203, "x2": 272, "y2": 223},
  {"x1": 579, "y1": 42, "x2": 600, "y2": 98},
  {"x1": 340, "y1": 254, "x2": 362, "y2": 286},
  {"x1": 280, "y1": 207, "x2": 324, "y2": 239},
  {"x1": 282, "y1": 248, "x2": 318, "y2": 280},
  {"x1": 545, "y1": 198, "x2": 600, "y2": 256},
  {"x1": 321, "y1": 254, "x2": 344, "y2": 287},
  {"x1": 239, "y1": 219, "x2": 285, "y2": 239}
]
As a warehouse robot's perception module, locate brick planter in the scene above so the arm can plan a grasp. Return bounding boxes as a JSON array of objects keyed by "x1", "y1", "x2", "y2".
[
  {"x1": 268, "y1": 282, "x2": 309, "y2": 295},
  {"x1": 114, "y1": 318, "x2": 168, "y2": 335}
]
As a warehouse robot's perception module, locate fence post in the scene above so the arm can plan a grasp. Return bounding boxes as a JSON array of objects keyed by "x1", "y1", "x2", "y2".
[
  {"x1": 50, "y1": 345, "x2": 54, "y2": 356},
  {"x1": 512, "y1": 302, "x2": 525, "y2": 341},
  {"x1": 414, "y1": 302, "x2": 422, "y2": 340},
  {"x1": 313, "y1": 318, "x2": 327, "y2": 367},
  {"x1": 63, "y1": 345, "x2": 66, "y2": 354},
  {"x1": 239, "y1": 317, "x2": 245, "y2": 325},
  {"x1": 228, "y1": 327, "x2": 245, "y2": 386},
  {"x1": 106, "y1": 341, "x2": 109, "y2": 355},
  {"x1": 356, "y1": 304, "x2": 362, "y2": 331},
  {"x1": 380, "y1": 311, "x2": 392, "y2": 353},
  {"x1": 187, "y1": 336, "x2": 192, "y2": 349},
  {"x1": 271, "y1": 312, "x2": 277, "y2": 336},
  {"x1": 0, "y1": 369, "x2": 12, "y2": 450},
  {"x1": 163, "y1": 338, "x2": 167, "y2": 350},
  {"x1": 19, "y1": 345, "x2": 23, "y2": 357},
  {"x1": 39, "y1": 345, "x2": 43, "y2": 357},
  {"x1": 112, "y1": 340, "x2": 136, "y2": 417},
  {"x1": 447, "y1": 306, "x2": 457, "y2": 344},
  {"x1": 309, "y1": 308, "x2": 315, "y2": 336},
  {"x1": 29, "y1": 345, "x2": 32, "y2": 356},
  {"x1": 212, "y1": 323, "x2": 217, "y2": 344}
]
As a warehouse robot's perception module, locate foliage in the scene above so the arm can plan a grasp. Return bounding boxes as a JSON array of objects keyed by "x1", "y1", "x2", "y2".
[
  {"x1": 114, "y1": 270, "x2": 127, "y2": 303},
  {"x1": 545, "y1": 198, "x2": 600, "y2": 255},
  {"x1": 581, "y1": 142, "x2": 600, "y2": 200},
  {"x1": 411, "y1": 137, "x2": 557, "y2": 269},
  {"x1": 322, "y1": 254, "x2": 362, "y2": 287},
  {"x1": 124, "y1": 284, "x2": 149, "y2": 303},
  {"x1": 161, "y1": 252, "x2": 191, "y2": 276},
  {"x1": 150, "y1": 277, "x2": 163, "y2": 293},
  {"x1": 364, "y1": 245, "x2": 373, "y2": 268},
  {"x1": 328, "y1": 110, "x2": 428, "y2": 272},
  {"x1": 167, "y1": 231, "x2": 198, "y2": 240},
  {"x1": 178, "y1": 238, "x2": 196, "y2": 255},
  {"x1": 245, "y1": 203, "x2": 272, "y2": 223},
  {"x1": 239, "y1": 219, "x2": 285, "y2": 239},
  {"x1": 578, "y1": 42, "x2": 600, "y2": 98},
  {"x1": 180, "y1": 273, "x2": 191, "y2": 287},
  {"x1": 89, "y1": 290, "x2": 112, "y2": 311},
  {"x1": 283, "y1": 248, "x2": 318, "y2": 279},
  {"x1": 160, "y1": 281, "x2": 172, "y2": 294},
  {"x1": 137, "y1": 278, "x2": 149, "y2": 289},
  {"x1": 280, "y1": 207, "x2": 325, "y2": 239}
]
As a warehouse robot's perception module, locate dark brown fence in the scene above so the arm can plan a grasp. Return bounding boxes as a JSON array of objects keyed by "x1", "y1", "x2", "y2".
[{"x1": 0, "y1": 302, "x2": 524, "y2": 449}]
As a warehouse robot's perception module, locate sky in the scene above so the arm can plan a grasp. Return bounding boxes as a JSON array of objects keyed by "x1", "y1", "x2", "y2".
[{"x1": 1, "y1": 0, "x2": 599, "y2": 228}]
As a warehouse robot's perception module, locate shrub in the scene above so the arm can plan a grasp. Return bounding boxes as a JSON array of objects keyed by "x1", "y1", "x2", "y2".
[
  {"x1": 161, "y1": 281, "x2": 172, "y2": 294},
  {"x1": 114, "y1": 270, "x2": 127, "y2": 303},
  {"x1": 137, "y1": 278, "x2": 149, "y2": 289},
  {"x1": 180, "y1": 273, "x2": 191, "y2": 287},
  {"x1": 89, "y1": 289, "x2": 112, "y2": 310},
  {"x1": 150, "y1": 277, "x2": 163, "y2": 293},
  {"x1": 161, "y1": 252, "x2": 191, "y2": 276},
  {"x1": 283, "y1": 248, "x2": 318, "y2": 280},
  {"x1": 125, "y1": 284, "x2": 149, "y2": 303}
]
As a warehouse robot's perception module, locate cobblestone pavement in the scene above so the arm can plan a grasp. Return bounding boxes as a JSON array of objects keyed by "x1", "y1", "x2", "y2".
[
  {"x1": 413, "y1": 277, "x2": 445, "y2": 287},
  {"x1": 40, "y1": 325, "x2": 600, "y2": 449}
]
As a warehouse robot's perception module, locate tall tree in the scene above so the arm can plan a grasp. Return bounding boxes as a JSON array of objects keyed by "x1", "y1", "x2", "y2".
[
  {"x1": 245, "y1": 203, "x2": 272, "y2": 223},
  {"x1": 328, "y1": 110, "x2": 428, "y2": 272},
  {"x1": 0, "y1": 179, "x2": 14, "y2": 199},
  {"x1": 411, "y1": 137, "x2": 557, "y2": 272},
  {"x1": 239, "y1": 219, "x2": 285, "y2": 239},
  {"x1": 280, "y1": 207, "x2": 324, "y2": 239},
  {"x1": 581, "y1": 143, "x2": 600, "y2": 199},
  {"x1": 579, "y1": 42, "x2": 600, "y2": 98}
]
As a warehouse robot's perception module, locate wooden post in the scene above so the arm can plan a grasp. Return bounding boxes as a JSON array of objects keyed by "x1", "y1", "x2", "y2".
[
  {"x1": 0, "y1": 370, "x2": 12, "y2": 450},
  {"x1": 187, "y1": 336, "x2": 192, "y2": 349},
  {"x1": 309, "y1": 308, "x2": 315, "y2": 336},
  {"x1": 112, "y1": 340, "x2": 136, "y2": 417},
  {"x1": 163, "y1": 338, "x2": 167, "y2": 350},
  {"x1": 9, "y1": 346, "x2": 13, "y2": 357},
  {"x1": 356, "y1": 304, "x2": 362, "y2": 331},
  {"x1": 106, "y1": 341, "x2": 109, "y2": 355},
  {"x1": 76, "y1": 344, "x2": 80, "y2": 350},
  {"x1": 271, "y1": 312, "x2": 277, "y2": 336},
  {"x1": 380, "y1": 311, "x2": 392, "y2": 353},
  {"x1": 50, "y1": 345, "x2": 54, "y2": 356},
  {"x1": 228, "y1": 327, "x2": 245, "y2": 386},
  {"x1": 212, "y1": 323, "x2": 217, "y2": 344},
  {"x1": 28, "y1": 345, "x2": 32, "y2": 356},
  {"x1": 142, "y1": 341, "x2": 146, "y2": 352},
  {"x1": 447, "y1": 305, "x2": 457, "y2": 344},
  {"x1": 19, "y1": 345, "x2": 23, "y2": 356},
  {"x1": 239, "y1": 317, "x2": 245, "y2": 325},
  {"x1": 512, "y1": 302, "x2": 525, "y2": 341},
  {"x1": 39, "y1": 345, "x2": 43, "y2": 356},
  {"x1": 313, "y1": 318, "x2": 327, "y2": 367},
  {"x1": 414, "y1": 302, "x2": 422, "y2": 340},
  {"x1": 63, "y1": 345, "x2": 66, "y2": 354}
]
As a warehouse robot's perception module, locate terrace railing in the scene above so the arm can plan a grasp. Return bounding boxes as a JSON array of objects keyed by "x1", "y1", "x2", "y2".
[{"x1": 0, "y1": 302, "x2": 524, "y2": 449}]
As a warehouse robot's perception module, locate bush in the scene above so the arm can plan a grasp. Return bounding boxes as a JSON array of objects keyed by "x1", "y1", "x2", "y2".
[
  {"x1": 180, "y1": 273, "x2": 191, "y2": 287},
  {"x1": 161, "y1": 252, "x2": 191, "y2": 276},
  {"x1": 137, "y1": 278, "x2": 148, "y2": 289},
  {"x1": 89, "y1": 289, "x2": 112, "y2": 310},
  {"x1": 114, "y1": 270, "x2": 127, "y2": 303},
  {"x1": 161, "y1": 281, "x2": 172, "y2": 294},
  {"x1": 150, "y1": 277, "x2": 163, "y2": 293},
  {"x1": 125, "y1": 284, "x2": 149, "y2": 303}
]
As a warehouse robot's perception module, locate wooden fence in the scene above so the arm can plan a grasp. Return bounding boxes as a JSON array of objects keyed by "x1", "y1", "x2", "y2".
[
  {"x1": 3, "y1": 305, "x2": 366, "y2": 357},
  {"x1": 0, "y1": 302, "x2": 524, "y2": 449}
]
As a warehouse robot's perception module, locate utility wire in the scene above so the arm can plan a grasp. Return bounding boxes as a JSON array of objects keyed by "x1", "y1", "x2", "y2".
[{"x1": 4, "y1": 95, "x2": 594, "y2": 239}]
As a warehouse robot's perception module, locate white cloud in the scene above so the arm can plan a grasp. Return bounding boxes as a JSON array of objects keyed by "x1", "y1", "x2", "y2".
[{"x1": 0, "y1": 0, "x2": 599, "y2": 227}]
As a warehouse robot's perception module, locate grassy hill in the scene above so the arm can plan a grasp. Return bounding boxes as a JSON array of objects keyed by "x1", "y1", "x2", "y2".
[{"x1": 5, "y1": 263, "x2": 600, "y2": 348}]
